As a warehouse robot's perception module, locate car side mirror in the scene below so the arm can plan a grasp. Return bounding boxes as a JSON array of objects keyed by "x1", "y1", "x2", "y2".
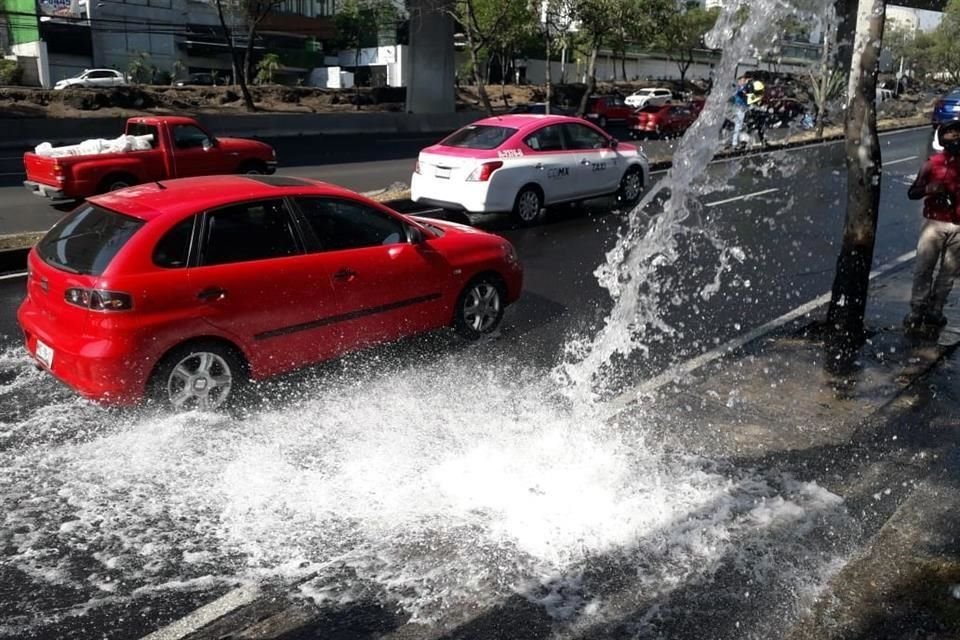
[
  {"x1": 406, "y1": 225, "x2": 425, "y2": 244},
  {"x1": 609, "y1": 137, "x2": 619, "y2": 149},
  {"x1": 202, "y1": 138, "x2": 215, "y2": 151}
]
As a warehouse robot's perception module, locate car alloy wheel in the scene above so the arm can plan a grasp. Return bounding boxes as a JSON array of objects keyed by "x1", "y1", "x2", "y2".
[
  {"x1": 513, "y1": 186, "x2": 544, "y2": 225},
  {"x1": 454, "y1": 277, "x2": 505, "y2": 339},
  {"x1": 165, "y1": 351, "x2": 234, "y2": 410},
  {"x1": 618, "y1": 167, "x2": 643, "y2": 206},
  {"x1": 151, "y1": 341, "x2": 247, "y2": 411}
]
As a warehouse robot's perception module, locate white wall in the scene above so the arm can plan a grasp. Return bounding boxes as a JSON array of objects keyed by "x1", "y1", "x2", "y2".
[
  {"x1": 337, "y1": 45, "x2": 407, "y2": 87},
  {"x1": 12, "y1": 41, "x2": 51, "y2": 88}
]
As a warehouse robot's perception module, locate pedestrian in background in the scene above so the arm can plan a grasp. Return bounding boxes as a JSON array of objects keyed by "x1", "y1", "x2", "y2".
[
  {"x1": 904, "y1": 119, "x2": 960, "y2": 333},
  {"x1": 730, "y1": 77, "x2": 765, "y2": 148}
]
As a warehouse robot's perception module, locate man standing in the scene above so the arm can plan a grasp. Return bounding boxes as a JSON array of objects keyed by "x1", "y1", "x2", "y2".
[{"x1": 904, "y1": 120, "x2": 960, "y2": 332}]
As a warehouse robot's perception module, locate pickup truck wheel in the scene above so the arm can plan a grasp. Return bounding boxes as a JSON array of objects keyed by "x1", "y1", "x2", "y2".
[
  {"x1": 100, "y1": 174, "x2": 135, "y2": 193},
  {"x1": 239, "y1": 161, "x2": 267, "y2": 175}
]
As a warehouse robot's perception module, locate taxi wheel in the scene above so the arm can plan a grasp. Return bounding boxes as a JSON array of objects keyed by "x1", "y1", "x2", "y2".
[
  {"x1": 454, "y1": 275, "x2": 506, "y2": 339},
  {"x1": 617, "y1": 167, "x2": 644, "y2": 207},
  {"x1": 512, "y1": 186, "x2": 545, "y2": 225},
  {"x1": 149, "y1": 341, "x2": 248, "y2": 412}
]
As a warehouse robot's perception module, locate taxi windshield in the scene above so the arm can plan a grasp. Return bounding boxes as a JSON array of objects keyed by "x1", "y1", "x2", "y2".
[{"x1": 441, "y1": 125, "x2": 517, "y2": 150}]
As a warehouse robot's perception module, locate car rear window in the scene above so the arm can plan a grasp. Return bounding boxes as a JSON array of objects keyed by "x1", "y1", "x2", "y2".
[
  {"x1": 441, "y1": 125, "x2": 517, "y2": 150},
  {"x1": 37, "y1": 204, "x2": 144, "y2": 275}
]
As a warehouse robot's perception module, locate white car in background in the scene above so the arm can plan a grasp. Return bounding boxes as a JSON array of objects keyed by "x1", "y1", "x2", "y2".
[
  {"x1": 411, "y1": 114, "x2": 649, "y2": 225},
  {"x1": 625, "y1": 87, "x2": 673, "y2": 109},
  {"x1": 54, "y1": 69, "x2": 127, "y2": 90}
]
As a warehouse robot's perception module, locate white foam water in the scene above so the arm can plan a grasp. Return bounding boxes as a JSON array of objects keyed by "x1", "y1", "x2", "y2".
[{"x1": 1, "y1": 345, "x2": 855, "y2": 637}]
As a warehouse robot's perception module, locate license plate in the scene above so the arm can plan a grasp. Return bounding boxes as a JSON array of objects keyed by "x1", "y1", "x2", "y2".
[
  {"x1": 435, "y1": 167, "x2": 451, "y2": 179},
  {"x1": 35, "y1": 339, "x2": 54, "y2": 368}
]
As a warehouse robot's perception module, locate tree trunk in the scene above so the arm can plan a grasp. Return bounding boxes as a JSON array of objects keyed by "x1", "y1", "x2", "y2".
[
  {"x1": 244, "y1": 24, "x2": 256, "y2": 86},
  {"x1": 815, "y1": 21, "x2": 836, "y2": 139},
  {"x1": 466, "y1": 40, "x2": 493, "y2": 115},
  {"x1": 214, "y1": 0, "x2": 254, "y2": 111},
  {"x1": 577, "y1": 42, "x2": 599, "y2": 117},
  {"x1": 545, "y1": 32, "x2": 552, "y2": 115},
  {"x1": 620, "y1": 48, "x2": 627, "y2": 82},
  {"x1": 824, "y1": 0, "x2": 886, "y2": 371},
  {"x1": 501, "y1": 50, "x2": 509, "y2": 110}
]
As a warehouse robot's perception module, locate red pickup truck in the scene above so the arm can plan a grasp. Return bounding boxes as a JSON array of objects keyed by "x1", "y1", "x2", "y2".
[{"x1": 23, "y1": 115, "x2": 277, "y2": 200}]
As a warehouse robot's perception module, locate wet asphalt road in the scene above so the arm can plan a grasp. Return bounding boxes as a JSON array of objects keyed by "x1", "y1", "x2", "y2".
[
  {"x1": 0, "y1": 127, "x2": 935, "y2": 640},
  {"x1": 0, "y1": 127, "x2": 686, "y2": 235}
]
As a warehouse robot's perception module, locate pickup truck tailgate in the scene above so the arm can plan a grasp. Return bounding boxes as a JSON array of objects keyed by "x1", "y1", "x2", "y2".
[{"x1": 23, "y1": 153, "x2": 61, "y2": 187}]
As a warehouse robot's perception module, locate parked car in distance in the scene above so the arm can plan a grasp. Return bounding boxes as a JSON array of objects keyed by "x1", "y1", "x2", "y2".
[
  {"x1": 23, "y1": 115, "x2": 277, "y2": 201},
  {"x1": 18, "y1": 175, "x2": 523, "y2": 409},
  {"x1": 54, "y1": 68, "x2": 127, "y2": 90},
  {"x1": 933, "y1": 88, "x2": 960, "y2": 128},
  {"x1": 627, "y1": 100, "x2": 704, "y2": 139},
  {"x1": 624, "y1": 87, "x2": 673, "y2": 109},
  {"x1": 175, "y1": 72, "x2": 218, "y2": 87},
  {"x1": 583, "y1": 95, "x2": 634, "y2": 128},
  {"x1": 411, "y1": 114, "x2": 649, "y2": 225}
]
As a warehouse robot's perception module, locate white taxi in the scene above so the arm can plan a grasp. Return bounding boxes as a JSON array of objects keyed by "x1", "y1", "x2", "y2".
[{"x1": 410, "y1": 115, "x2": 649, "y2": 225}]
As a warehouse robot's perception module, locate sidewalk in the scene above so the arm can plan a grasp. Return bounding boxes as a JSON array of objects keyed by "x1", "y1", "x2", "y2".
[{"x1": 623, "y1": 261, "x2": 960, "y2": 638}]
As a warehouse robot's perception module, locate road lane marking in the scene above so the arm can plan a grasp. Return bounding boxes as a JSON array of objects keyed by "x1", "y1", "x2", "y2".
[
  {"x1": 705, "y1": 188, "x2": 780, "y2": 208},
  {"x1": 608, "y1": 250, "x2": 917, "y2": 410},
  {"x1": 0, "y1": 271, "x2": 26, "y2": 280},
  {"x1": 884, "y1": 155, "x2": 918, "y2": 166},
  {"x1": 139, "y1": 585, "x2": 261, "y2": 640}
]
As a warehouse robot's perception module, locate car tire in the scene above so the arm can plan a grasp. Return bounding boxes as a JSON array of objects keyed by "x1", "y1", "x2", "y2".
[
  {"x1": 453, "y1": 275, "x2": 506, "y2": 339},
  {"x1": 239, "y1": 161, "x2": 268, "y2": 175},
  {"x1": 99, "y1": 173, "x2": 136, "y2": 193},
  {"x1": 617, "y1": 166, "x2": 644, "y2": 207},
  {"x1": 512, "y1": 185, "x2": 545, "y2": 225},
  {"x1": 148, "y1": 340, "x2": 248, "y2": 411}
]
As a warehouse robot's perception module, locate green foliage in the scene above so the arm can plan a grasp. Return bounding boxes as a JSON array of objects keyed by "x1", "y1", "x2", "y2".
[
  {"x1": 929, "y1": 0, "x2": 960, "y2": 82},
  {"x1": 0, "y1": 59, "x2": 23, "y2": 85},
  {"x1": 171, "y1": 59, "x2": 186, "y2": 83},
  {"x1": 653, "y1": 4, "x2": 720, "y2": 80},
  {"x1": 127, "y1": 51, "x2": 153, "y2": 84},
  {"x1": 335, "y1": 0, "x2": 398, "y2": 52},
  {"x1": 255, "y1": 52, "x2": 281, "y2": 84}
]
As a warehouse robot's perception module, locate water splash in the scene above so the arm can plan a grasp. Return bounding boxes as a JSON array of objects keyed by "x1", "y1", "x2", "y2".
[
  {"x1": 0, "y1": 354, "x2": 855, "y2": 636},
  {"x1": 556, "y1": 0, "x2": 836, "y2": 403}
]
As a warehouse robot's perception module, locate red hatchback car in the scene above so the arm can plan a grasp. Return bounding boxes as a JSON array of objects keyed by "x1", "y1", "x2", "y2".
[
  {"x1": 627, "y1": 100, "x2": 705, "y2": 139},
  {"x1": 18, "y1": 175, "x2": 523, "y2": 409}
]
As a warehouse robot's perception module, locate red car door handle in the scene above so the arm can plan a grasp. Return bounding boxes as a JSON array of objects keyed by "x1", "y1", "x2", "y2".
[
  {"x1": 197, "y1": 287, "x2": 227, "y2": 302},
  {"x1": 333, "y1": 268, "x2": 357, "y2": 282}
]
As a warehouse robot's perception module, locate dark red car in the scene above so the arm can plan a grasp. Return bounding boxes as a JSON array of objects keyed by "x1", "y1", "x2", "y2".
[
  {"x1": 627, "y1": 100, "x2": 705, "y2": 139},
  {"x1": 583, "y1": 95, "x2": 634, "y2": 129},
  {"x1": 18, "y1": 175, "x2": 523, "y2": 409}
]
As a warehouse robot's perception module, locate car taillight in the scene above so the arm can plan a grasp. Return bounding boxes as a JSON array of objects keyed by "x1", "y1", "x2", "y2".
[
  {"x1": 65, "y1": 288, "x2": 133, "y2": 311},
  {"x1": 414, "y1": 160, "x2": 422, "y2": 174},
  {"x1": 53, "y1": 162, "x2": 65, "y2": 182},
  {"x1": 466, "y1": 161, "x2": 503, "y2": 182}
]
